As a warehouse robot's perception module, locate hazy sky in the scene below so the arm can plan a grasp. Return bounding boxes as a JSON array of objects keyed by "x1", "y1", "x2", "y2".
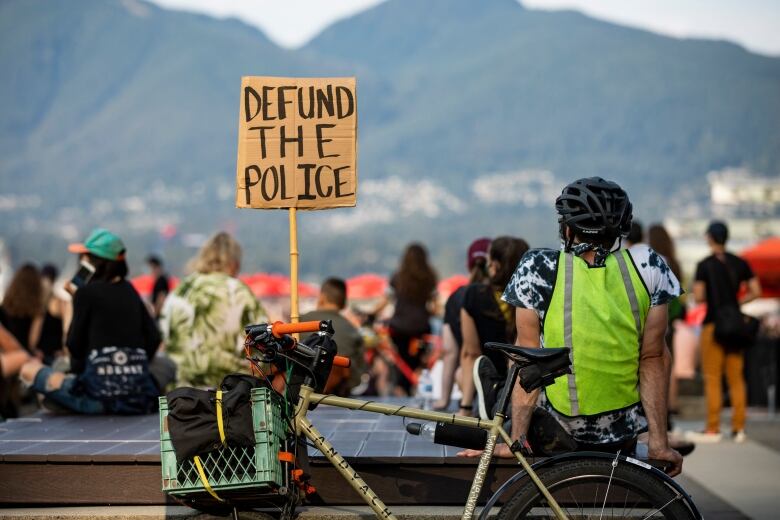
[{"x1": 148, "y1": 0, "x2": 780, "y2": 56}]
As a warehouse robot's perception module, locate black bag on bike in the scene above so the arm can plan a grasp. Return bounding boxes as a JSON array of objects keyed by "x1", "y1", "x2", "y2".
[
  {"x1": 527, "y1": 406, "x2": 578, "y2": 456},
  {"x1": 517, "y1": 355, "x2": 572, "y2": 393},
  {"x1": 166, "y1": 374, "x2": 260, "y2": 462}
]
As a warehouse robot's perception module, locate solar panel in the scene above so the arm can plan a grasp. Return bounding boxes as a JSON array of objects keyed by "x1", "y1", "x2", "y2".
[{"x1": 0, "y1": 399, "x2": 443, "y2": 461}]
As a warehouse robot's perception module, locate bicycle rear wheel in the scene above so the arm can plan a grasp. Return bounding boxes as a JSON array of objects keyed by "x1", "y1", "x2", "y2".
[{"x1": 497, "y1": 458, "x2": 696, "y2": 519}]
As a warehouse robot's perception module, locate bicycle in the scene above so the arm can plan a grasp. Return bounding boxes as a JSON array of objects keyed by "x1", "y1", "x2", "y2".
[{"x1": 167, "y1": 319, "x2": 702, "y2": 520}]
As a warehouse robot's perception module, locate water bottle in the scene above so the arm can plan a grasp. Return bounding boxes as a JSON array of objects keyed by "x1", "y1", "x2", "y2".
[
  {"x1": 406, "y1": 422, "x2": 437, "y2": 441},
  {"x1": 406, "y1": 422, "x2": 488, "y2": 450},
  {"x1": 417, "y1": 369, "x2": 434, "y2": 410}
]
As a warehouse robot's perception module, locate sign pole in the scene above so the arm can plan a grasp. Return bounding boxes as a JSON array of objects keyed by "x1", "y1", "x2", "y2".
[{"x1": 289, "y1": 207, "x2": 300, "y2": 326}]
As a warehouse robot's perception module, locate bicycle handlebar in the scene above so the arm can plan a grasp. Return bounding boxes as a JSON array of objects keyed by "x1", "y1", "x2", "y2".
[
  {"x1": 248, "y1": 320, "x2": 348, "y2": 367},
  {"x1": 333, "y1": 355, "x2": 351, "y2": 368},
  {"x1": 271, "y1": 320, "x2": 324, "y2": 337}
]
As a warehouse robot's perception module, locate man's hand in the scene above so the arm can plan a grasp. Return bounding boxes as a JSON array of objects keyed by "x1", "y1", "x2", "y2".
[
  {"x1": 457, "y1": 443, "x2": 515, "y2": 459},
  {"x1": 649, "y1": 446, "x2": 683, "y2": 477}
]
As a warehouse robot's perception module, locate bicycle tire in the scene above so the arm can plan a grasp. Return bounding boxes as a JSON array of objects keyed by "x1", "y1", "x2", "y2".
[{"x1": 497, "y1": 458, "x2": 696, "y2": 519}]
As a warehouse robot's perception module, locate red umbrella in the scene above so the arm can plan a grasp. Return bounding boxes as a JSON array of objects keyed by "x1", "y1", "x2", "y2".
[
  {"x1": 346, "y1": 274, "x2": 388, "y2": 300},
  {"x1": 130, "y1": 274, "x2": 179, "y2": 298},
  {"x1": 130, "y1": 274, "x2": 154, "y2": 297},
  {"x1": 240, "y1": 273, "x2": 285, "y2": 298},
  {"x1": 741, "y1": 237, "x2": 780, "y2": 298},
  {"x1": 437, "y1": 274, "x2": 470, "y2": 300},
  {"x1": 240, "y1": 273, "x2": 319, "y2": 298}
]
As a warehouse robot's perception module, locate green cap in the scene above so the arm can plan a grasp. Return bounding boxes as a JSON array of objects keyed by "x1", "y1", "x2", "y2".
[{"x1": 68, "y1": 228, "x2": 126, "y2": 261}]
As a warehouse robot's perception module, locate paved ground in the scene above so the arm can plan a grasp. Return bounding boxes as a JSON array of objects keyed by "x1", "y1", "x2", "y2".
[{"x1": 673, "y1": 410, "x2": 780, "y2": 520}]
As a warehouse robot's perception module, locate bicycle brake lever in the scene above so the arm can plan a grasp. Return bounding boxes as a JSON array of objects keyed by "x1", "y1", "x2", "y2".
[{"x1": 295, "y1": 342, "x2": 317, "y2": 357}]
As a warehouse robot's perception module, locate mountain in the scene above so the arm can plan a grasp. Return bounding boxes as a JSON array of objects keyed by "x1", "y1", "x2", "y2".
[
  {"x1": 1, "y1": 0, "x2": 779, "y2": 277},
  {"x1": 306, "y1": 0, "x2": 780, "y2": 196}
]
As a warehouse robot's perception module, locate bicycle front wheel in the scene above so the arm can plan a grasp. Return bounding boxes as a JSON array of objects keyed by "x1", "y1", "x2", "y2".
[{"x1": 497, "y1": 457, "x2": 696, "y2": 519}]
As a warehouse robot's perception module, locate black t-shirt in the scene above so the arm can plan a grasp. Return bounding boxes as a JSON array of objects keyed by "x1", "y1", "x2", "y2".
[
  {"x1": 152, "y1": 274, "x2": 169, "y2": 305},
  {"x1": 695, "y1": 253, "x2": 754, "y2": 323},
  {"x1": 0, "y1": 307, "x2": 33, "y2": 352},
  {"x1": 443, "y1": 285, "x2": 468, "y2": 348},
  {"x1": 462, "y1": 283, "x2": 511, "y2": 375},
  {"x1": 388, "y1": 274, "x2": 433, "y2": 336},
  {"x1": 67, "y1": 280, "x2": 161, "y2": 374}
]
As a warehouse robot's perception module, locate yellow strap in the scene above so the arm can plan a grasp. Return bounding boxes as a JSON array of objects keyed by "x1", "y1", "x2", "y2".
[
  {"x1": 193, "y1": 455, "x2": 223, "y2": 502},
  {"x1": 216, "y1": 390, "x2": 226, "y2": 446}
]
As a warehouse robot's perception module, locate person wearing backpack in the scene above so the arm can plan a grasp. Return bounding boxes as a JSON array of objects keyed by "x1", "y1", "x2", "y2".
[{"x1": 687, "y1": 221, "x2": 761, "y2": 443}]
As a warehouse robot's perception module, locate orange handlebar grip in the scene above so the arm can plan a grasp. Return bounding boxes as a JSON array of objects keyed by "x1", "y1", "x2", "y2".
[
  {"x1": 278, "y1": 451, "x2": 295, "y2": 463},
  {"x1": 271, "y1": 320, "x2": 322, "y2": 337},
  {"x1": 333, "y1": 355, "x2": 351, "y2": 368}
]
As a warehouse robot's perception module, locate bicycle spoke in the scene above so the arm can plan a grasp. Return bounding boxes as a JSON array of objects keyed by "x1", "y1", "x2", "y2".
[
  {"x1": 598, "y1": 451, "x2": 620, "y2": 520},
  {"x1": 567, "y1": 482, "x2": 583, "y2": 516},
  {"x1": 639, "y1": 493, "x2": 683, "y2": 520}
]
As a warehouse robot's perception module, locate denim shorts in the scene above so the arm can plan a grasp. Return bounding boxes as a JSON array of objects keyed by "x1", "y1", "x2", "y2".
[{"x1": 33, "y1": 366, "x2": 105, "y2": 415}]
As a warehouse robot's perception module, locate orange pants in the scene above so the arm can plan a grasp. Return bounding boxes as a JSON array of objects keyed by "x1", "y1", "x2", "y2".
[{"x1": 700, "y1": 323, "x2": 746, "y2": 432}]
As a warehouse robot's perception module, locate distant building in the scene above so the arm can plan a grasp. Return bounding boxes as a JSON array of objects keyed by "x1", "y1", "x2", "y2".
[
  {"x1": 665, "y1": 168, "x2": 780, "y2": 284},
  {"x1": 709, "y1": 168, "x2": 780, "y2": 219}
]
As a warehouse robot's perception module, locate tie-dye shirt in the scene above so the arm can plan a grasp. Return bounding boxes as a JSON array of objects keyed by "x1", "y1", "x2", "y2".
[{"x1": 502, "y1": 244, "x2": 682, "y2": 444}]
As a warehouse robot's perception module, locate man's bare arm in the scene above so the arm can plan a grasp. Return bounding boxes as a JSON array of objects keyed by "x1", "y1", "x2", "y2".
[
  {"x1": 640, "y1": 304, "x2": 682, "y2": 476},
  {"x1": 510, "y1": 307, "x2": 541, "y2": 440}
]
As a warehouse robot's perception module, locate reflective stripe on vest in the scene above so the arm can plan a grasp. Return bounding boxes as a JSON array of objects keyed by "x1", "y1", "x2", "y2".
[{"x1": 544, "y1": 250, "x2": 649, "y2": 416}]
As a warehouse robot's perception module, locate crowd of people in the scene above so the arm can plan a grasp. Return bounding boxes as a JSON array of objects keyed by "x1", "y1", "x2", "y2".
[{"x1": 0, "y1": 177, "x2": 769, "y2": 473}]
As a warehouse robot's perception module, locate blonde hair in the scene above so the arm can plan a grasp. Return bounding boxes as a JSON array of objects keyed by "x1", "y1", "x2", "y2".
[{"x1": 187, "y1": 232, "x2": 242, "y2": 275}]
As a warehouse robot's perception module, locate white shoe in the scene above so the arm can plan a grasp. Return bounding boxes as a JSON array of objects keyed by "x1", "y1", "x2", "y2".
[
  {"x1": 684, "y1": 430, "x2": 722, "y2": 443},
  {"x1": 732, "y1": 430, "x2": 747, "y2": 443}
]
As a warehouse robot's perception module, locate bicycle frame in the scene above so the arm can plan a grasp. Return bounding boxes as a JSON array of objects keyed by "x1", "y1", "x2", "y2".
[{"x1": 293, "y1": 381, "x2": 568, "y2": 520}]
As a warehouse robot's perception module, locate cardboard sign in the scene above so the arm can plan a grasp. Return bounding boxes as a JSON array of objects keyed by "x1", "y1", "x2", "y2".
[{"x1": 235, "y1": 77, "x2": 357, "y2": 210}]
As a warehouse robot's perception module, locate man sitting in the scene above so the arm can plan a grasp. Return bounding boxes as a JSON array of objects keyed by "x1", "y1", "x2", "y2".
[
  {"x1": 464, "y1": 177, "x2": 683, "y2": 476},
  {"x1": 301, "y1": 278, "x2": 365, "y2": 397}
]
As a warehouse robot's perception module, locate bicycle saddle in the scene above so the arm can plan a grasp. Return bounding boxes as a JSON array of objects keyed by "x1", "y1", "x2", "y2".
[
  {"x1": 484, "y1": 342, "x2": 569, "y2": 362},
  {"x1": 485, "y1": 343, "x2": 572, "y2": 392}
]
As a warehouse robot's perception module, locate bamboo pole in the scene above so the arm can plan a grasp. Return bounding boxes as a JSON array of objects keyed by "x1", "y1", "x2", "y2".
[{"x1": 288, "y1": 207, "x2": 300, "y2": 327}]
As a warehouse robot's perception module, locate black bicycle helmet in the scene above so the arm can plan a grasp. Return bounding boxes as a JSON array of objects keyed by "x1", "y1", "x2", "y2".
[{"x1": 555, "y1": 177, "x2": 632, "y2": 242}]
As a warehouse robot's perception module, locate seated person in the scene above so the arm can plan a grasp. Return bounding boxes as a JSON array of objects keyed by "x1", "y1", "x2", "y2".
[
  {"x1": 1, "y1": 323, "x2": 30, "y2": 419},
  {"x1": 301, "y1": 278, "x2": 365, "y2": 396},
  {"x1": 20, "y1": 229, "x2": 161, "y2": 414}
]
